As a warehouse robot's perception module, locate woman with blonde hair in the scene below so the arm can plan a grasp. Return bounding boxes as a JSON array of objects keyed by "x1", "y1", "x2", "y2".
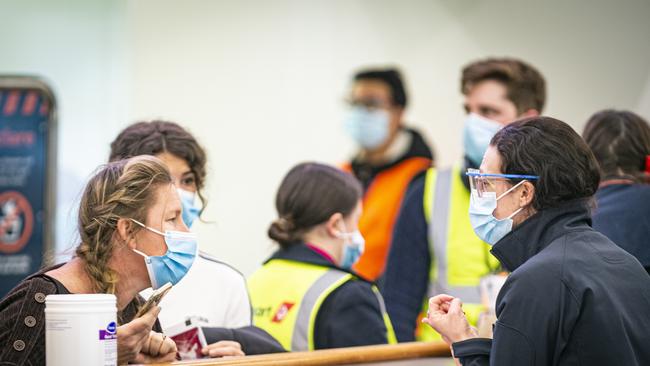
[{"x1": 0, "y1": 155, "x2": 196, "y2": 364}]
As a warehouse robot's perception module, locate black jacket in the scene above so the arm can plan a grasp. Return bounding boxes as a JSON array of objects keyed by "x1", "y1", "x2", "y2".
[
  {"x1": 266, "y1": 243, "x2": 391, "y2": 349},
  {"x1": 452, "y1": 200, "x2": 650, "y2": 366}
]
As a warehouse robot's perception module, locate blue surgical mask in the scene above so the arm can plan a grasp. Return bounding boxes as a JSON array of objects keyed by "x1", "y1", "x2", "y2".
[
  {"x1": 469, "y1": 181, "x2": 525, "y2": 245},
  {"x1": 344, "y1": 106, "x2": 390, "y2": 149},
  {"x1": 177, "y1": 188, "x2": 201, "y2": 228},
  {"x1": 337, "y1": 225, "x2": 365, "y2": 270},
  {"x1": 131, "y1": 219, "x2": 198, "y2": 289},
  {"x1": 463, "y1": 113, "x2": 503, "y2": 167}
]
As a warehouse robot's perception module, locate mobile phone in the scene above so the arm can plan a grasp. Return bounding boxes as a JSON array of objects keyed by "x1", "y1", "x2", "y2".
[{"x1": 136, "y1": 282, "x2": 173, "y2": 318}]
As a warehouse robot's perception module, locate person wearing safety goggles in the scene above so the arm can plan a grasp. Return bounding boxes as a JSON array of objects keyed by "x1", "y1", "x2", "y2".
[
  {"x1": 382, "y1": 58, "x2": 546, "y2": 342},
  {"x1": 422, "y1": 117, "x2": 650, "y2": 366}
]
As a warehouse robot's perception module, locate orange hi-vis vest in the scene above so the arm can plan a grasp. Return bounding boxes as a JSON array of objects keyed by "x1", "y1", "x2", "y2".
[{"x1": 343, "y1": 156, "x2": 432, "y2": 281}]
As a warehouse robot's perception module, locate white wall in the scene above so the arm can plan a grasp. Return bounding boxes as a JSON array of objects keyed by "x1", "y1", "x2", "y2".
[
  {"x1": 3, "y1": 0, "x2": 650, "y2": 276},
  {"x1": 0, "y1": 0, "x2": 130, "y2": 259},
  {"x1": 126, "y1": 0, "x2": 650, "y2": 276}
]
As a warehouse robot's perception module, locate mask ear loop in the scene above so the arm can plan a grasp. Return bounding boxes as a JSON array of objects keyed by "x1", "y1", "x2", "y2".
[
  {"x1": 496, "y1": 180, "x2": 529, "y2": 220},
  {"x1": 130, "y1": 218, "x2": 165, "y2": 236},
  {"x1": 129, "y1": 218, "x2": 166, "y2": 259},
  {"x1": 496, "y1": 180, "x2": 527, "y2": 200}
]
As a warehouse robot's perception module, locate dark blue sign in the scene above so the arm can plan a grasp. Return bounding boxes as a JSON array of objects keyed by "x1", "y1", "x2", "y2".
[{"x1": 0, "y1": 80, "x2": 56, "y2": 297}]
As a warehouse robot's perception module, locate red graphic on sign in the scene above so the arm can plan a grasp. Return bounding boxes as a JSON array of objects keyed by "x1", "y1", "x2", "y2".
[
  {"x1": 272, "y1": 302, "x2": 295, "y2": 323},
  {"x1": 3, "y1": 91, "x2": 20, "y2": 116},
  {"x1": 22, "y1": 92, "x2": 38, "y2": 116},
  {"x1": 0, "y1": 191, "x2": 34, "y2": 254},
  {"x1": 0, "y1": 129, "x2": 35, "y2": 147}
]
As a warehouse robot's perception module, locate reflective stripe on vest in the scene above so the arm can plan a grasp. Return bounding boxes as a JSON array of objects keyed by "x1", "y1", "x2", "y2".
[
  {"x1": 416, "y1": 167, "x2": 499, "y2": 341},
  {"x1": 248, "y1": 259, "x2": 397, "y2": 351},
  {"x1": 342, "y1": 157, "x2": 432, "y2": 281}
]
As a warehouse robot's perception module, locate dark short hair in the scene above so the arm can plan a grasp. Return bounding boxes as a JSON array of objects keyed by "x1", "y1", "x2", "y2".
[
  {"x1": 109, "y1": 120, "x2": 208, "y2": 211},
  {"x1": 462, "y1": 58, "x2": 546, "y2": 114},
  {"x1": 354, "y1": 68, "x2": 407, "y2": 108},
  {"x1": 582, "y1": 109, "x2": 650, "y2": 182},
  {"x1": 491, "y1": 117, "x2": 600, "y2": 210},
  {"x1": 268, "y1": 162, "x2": 362, "y2": 249}
]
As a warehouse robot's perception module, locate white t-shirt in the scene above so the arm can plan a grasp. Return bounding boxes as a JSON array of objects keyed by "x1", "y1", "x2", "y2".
[{"x1": 141, "y1": 251, "x2": 252, "y2": 331}]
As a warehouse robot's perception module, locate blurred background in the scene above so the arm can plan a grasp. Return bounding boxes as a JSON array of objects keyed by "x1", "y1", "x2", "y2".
[{"x1": 1, "y1": 0, "x2": 649, "y2": 276}]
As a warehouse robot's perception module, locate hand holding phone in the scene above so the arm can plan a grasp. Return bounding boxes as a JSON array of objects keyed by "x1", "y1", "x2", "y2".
[{"x1": 136, "y1": 282, "x2": 173, "y2": 318}]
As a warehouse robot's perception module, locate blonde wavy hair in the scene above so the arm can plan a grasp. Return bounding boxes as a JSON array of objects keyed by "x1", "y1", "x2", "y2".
[{"x1": 75, "y1": 155, "x2": 172, "y2": 294}]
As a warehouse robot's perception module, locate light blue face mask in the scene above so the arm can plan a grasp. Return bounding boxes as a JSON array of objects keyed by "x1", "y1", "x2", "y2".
[
  {"x1": 344, "y1": 106, "x2": 390, "y2": 149},
  {"x1": 177, "y1": 188, "x2": 201, "y2": 228},
  {"x1": 468, "y1": 180, "x2": 527, "y2": 245},
  {"x1": 463, "y1": 113, "x2": 503, "y2": 167},
  {"x1": 338, "y1": 226, "x2": 365, "y2": 270},
  {"x1": 131, "y1": 219, "x2": 198, "y2": 289}
]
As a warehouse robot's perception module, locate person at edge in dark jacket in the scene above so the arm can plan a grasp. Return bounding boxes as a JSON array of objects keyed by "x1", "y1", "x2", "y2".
[
  {"x1": 248, "y1": 162, "x2": 397, "y2": 351},
  {"x1": 340, "y1": 67, "x2": 434, "y2": 283},
  {"x1": 422, "y1": 117, "x2": 650, "y2": 366},
  {"x1": 582, "y1": 110, "x2": 650, "y2": 275}
]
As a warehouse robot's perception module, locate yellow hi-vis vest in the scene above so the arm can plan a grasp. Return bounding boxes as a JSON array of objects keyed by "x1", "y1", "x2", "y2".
[
  {"x1": 415, "y1": 167, "x2": 500, "y2": 341},
  {"x1": 248, "y1": 259, "x2": 397, "y2": 351}
]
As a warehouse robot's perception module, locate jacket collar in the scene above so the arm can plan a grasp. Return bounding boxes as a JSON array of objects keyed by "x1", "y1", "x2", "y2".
[
  {"x1": 267, "y1": 242, "x2": 371, "y2": 282},
  {"x1": 490, "y1": 199, "x2": 594, "y2": 272},
  {"x1": 350, "y1": 127, "x2": 433, "y2": 188}
]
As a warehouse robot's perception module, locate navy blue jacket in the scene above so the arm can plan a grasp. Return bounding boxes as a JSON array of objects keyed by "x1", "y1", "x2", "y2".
[
  {"x1": 266, "y1": 243, "x2": 391, "y2": 349},
  {"x1": 452, "y1": 200, "x2": 650, "y2": 366},
  {"x1": 381, "y1": 172, "x2": 430, "y2": 342},
  {"x1": 383, "y1": 163, "x2": 474, "y2": 342},
  {"x1": 592, "y1": 183, "x2": 650, "y2": 274}
]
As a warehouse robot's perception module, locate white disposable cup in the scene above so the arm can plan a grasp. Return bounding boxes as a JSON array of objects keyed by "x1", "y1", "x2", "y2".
[{"x1": 45, "y1": 294, "x2": 118, "y2": 366}]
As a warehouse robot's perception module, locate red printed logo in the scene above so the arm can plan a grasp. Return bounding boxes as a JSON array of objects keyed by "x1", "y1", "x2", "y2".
[
  {"x1": 0, "y1": 191, "x2": 34, "y2": 254},
  {"x1": 271, "y1": 302, "x2": 295, "y2": 323}
]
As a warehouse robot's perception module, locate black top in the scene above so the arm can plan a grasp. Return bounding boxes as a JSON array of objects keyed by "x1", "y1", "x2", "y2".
[
  {"x1": 265, "y1": 243, "x2": 391, "y2": 349},
  {"x1": 592, "y1": 183, "x2": 650, "y2": 274},
  {"x1": 452, "y1": 200, "x2": 650, "y2": 366},
  {"x1": 349, "y1": 127, "x2": 433, "y2": 190},
  {"x1": 0, "y1": 264, "x2": 159, "y2": 366},
  {"x1": 202, "y1": 326, "x2": 285, "y2": 355}
]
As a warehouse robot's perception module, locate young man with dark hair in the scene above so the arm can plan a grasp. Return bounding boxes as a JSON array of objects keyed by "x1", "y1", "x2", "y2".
[
  {"x1": 383, "y1": 58, "x2": 546, "y2": 342},
  {"x1": 341, "y1": 67, "x2": 434, "y2": 282}
]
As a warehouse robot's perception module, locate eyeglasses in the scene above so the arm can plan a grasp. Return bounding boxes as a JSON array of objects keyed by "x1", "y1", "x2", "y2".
[
  {"x1": 466, "y1": 168, "x2": 539, "y2": 198},
  {"x1": 344, "y1": 98, "x2": 392, "y2": 111}
]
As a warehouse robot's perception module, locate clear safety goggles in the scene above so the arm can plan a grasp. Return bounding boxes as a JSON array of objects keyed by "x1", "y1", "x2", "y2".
[{"x1": 466, "y1": 168, "x2": 539, "y2": 198}]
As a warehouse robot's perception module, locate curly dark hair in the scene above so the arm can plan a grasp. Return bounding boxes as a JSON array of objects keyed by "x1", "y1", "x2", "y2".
[{"x1": 109, "y1": 120, "x2": 208, "y2": 212}]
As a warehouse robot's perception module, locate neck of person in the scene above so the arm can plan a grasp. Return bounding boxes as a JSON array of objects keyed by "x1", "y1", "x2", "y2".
[
  {"x1": 302, "y1": 231, "x2": 342, "y2": 265},
  {"x1": 109, "y1": 246, "x2": 151, "y2": 310},
  {"x1": 47, "y1": 249, "x2": 150, "y2": 311}
]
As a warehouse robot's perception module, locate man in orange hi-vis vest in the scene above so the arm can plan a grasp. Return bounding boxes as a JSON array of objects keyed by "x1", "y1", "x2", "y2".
[{"x1": 341, "y1": 67, "x2": 434, "y2": 282}]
